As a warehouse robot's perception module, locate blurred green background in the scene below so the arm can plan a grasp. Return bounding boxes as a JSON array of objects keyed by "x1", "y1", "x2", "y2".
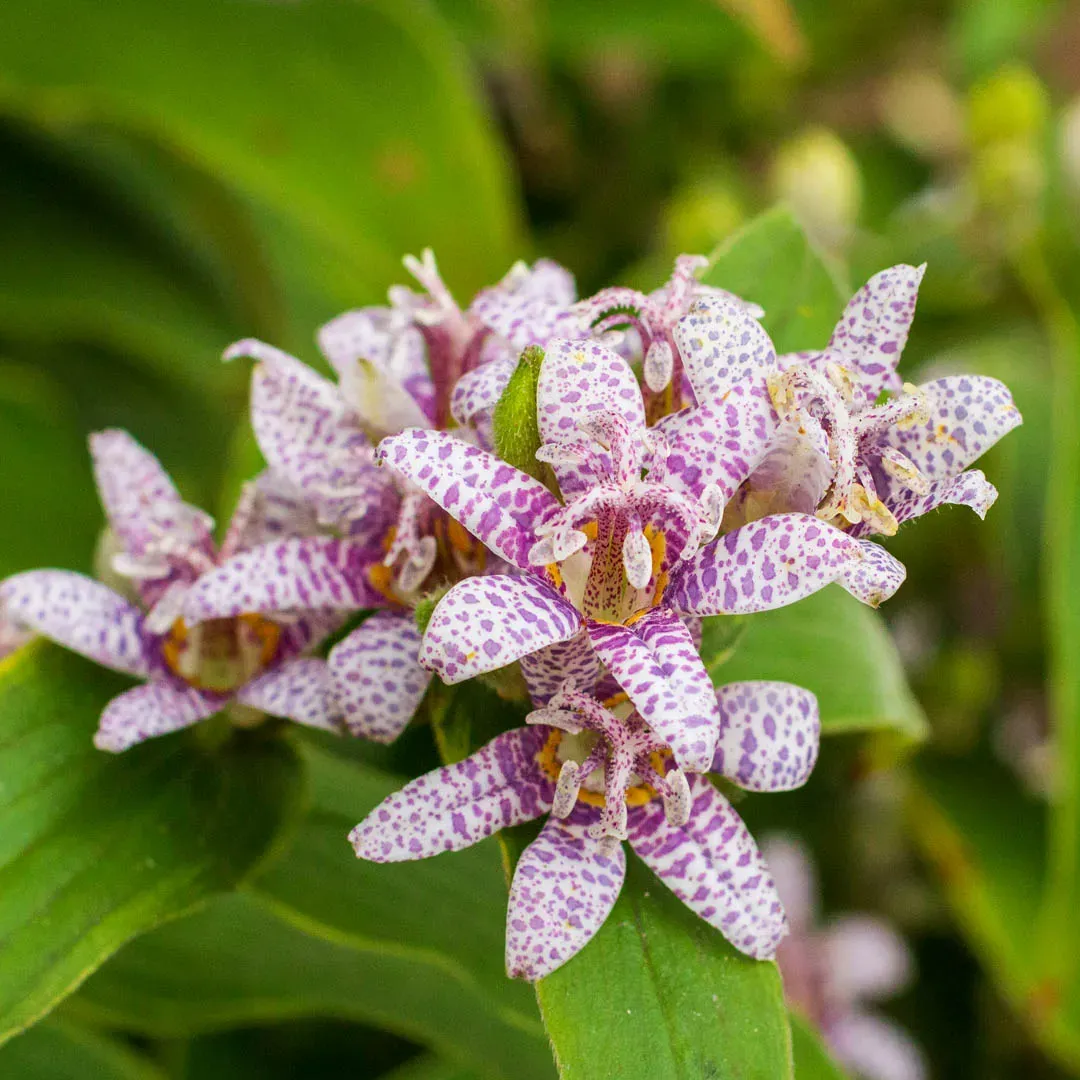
[{"x1": 1, "y1": 0, "x2": 1079, "y2": 1076}]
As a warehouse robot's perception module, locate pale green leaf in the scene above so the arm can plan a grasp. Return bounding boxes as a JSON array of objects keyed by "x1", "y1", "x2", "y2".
[
  {"x1": 790, "y1": 1012, "x2": 849, "y2": 1078},
  {"x1": 0, "y1": 1019, "x2": 166, "y2": 1080}
]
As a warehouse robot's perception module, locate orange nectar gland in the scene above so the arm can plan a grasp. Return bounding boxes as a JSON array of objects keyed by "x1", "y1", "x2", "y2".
[
  {"x1": 162, "y1": 615, "x2": 280, "y2": 694},
  {"x1": 535, "y1": 727, "x2": 668, "y2": 810}
]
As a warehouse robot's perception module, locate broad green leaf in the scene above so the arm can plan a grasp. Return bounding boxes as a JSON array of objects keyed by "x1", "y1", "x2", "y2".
[
  {"x1": 789, "y1": 1013, "x2": 849, "y2": 1078},
  {"x1": 0, "y1": 643, "x2": 302, "y2": 1045},
  {"x1": 382, "y1": 1055, "x2": 488, "y2": 1080},
  {"x1": 703, "y1": 586, "x2": 928, "y2": 742},
  {"x1": 536, "y1": 855, "x2": 792, "y2": 1080},
  {"x1": 703, "y1": 205, "x2": 847, "y2": 353},
  {"x1": 0, "y1": 0, "x2": 520, "y2": 301},
  {"x1": 0, "y1": 1019, "x2": 166, "y2": 1080}
]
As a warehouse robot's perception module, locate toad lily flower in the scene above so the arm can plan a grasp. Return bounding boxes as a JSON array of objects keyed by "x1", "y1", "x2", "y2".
[
  {"x1": 351, "y1": 665, "x2": 821, "y2": 981},
  {"x1": 377, "y1": 335, "x2": 906, "y2": 774},
  {"x1": 765, "y1": 835, "x2": 926, "y2": 1080},
  {"x1": 726, "y1": 265, "x2": 1022, "y2": 536},
  {"x1": 0, "y1": 431, "x2": 342, "y2": 752}
]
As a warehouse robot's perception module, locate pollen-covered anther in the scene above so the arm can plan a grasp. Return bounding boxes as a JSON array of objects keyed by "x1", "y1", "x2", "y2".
[
  {"x1": 644, "y1": 340, "x2": 674, "y2": 393},
  {"x1": 878, "y1": 445, "x2": 931, "y2": 496},
  {"x1": 552, "y1": 760, "x2": 582, "y2": 818},
  {"x1": 848, "y1": 483, "x2": 899, "y2": 536},
  {"x1": 824, "y1": 360, "x2": 855, "y2": 403},
  {"x1": 699, "y1": 483, "x2": 725, "y2": 542},
  {"x1": 661, "y1": 767, "x2": 692, "y2": 827},
  {"x1": 622, "y1": 528, "x2": 653, "y2": 589}
]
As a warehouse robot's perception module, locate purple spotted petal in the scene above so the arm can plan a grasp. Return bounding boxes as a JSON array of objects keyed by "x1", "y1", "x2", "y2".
[
  {"x1": 182, "y1": 537, "x2": 387, "y2": 623},
  {"x1": 94, "y1": 679, "x2": 220, "y2": 752},
  {"x1": 840, "y1": 540, "x2": 907, "y2": 608},
  {"x1": 349, "y1": 725, "x2": 553, "y2": 861},
  {"x1": 859, "y1": 469, "x2": 998, "y2": 537},
  {"x1": 329, "y1": 611, "x2": 431, "y2": 742},
  {"x1": 470, "y1": 258, "x2": 578, "y2": 352},
  {"x1": 235, "y1": 657, "x2": 342, "y2": 733},
  {"x1": 669, "y1": 513, "x2": 905, "y2": 615},
  {"x1": 317, "y1": 307, "x2": 436, "y2": 422},
  {"x1": 377, "y1": 429, "x2": 561, "y2": 568},
  {"x1": 0, "y1": 571, "x2": 150, "y2": 677},
  {"x1": 672, "y1": 295, "x2": 779, "y2": 408},
  {"x1": 276, "y1": 611, "x2": 348, "y2": 662},
  {"x1": 828, "y1": 1013, "x2": 927, "y2": 1080},
  {"x1": 627, "y1": 774, "x2": 787, "y2": 959},
  {"x1": 656, "y1": 381, "x2": 779, "y2": 502},
  {"x1": 823, "y1": 915, "x2": 914, "y2": 1004},
  {"x1": 734, "y1": 415, "x2": 832, "y2": 518},
  {"x1": 519, "y1": 631, "x2": 601, "y2": 704},
  {"x1": 219, "y1": 471, "x2": 322, "y2": 558},
  {"x1": 880, "y1": 374, "x2": 1022, "y2": 483},
  {"x1": 89, "y1": 429, "x2": 213, "y2": 565},
  {"x1": 828, "y1": 264, "x2": 925, "y2": 404},
  {"x1": 506, "y1": 808, "x2": 626, "y2": 980},
  {"x1": 450, "y1": 356, "x2": 515, "y2": 429},
  {"x1": 421, "y1": 574, "x2": 581, "y2": 683},
  {"x1": 710, "y1": 681, "x2": 820, "y2": 791},
  {"x1": 586, "y1": 612, "x2": 720, "y2": 773},
  {"x1": 537, "y1": 339, "x2": 645, "y2": 498}
]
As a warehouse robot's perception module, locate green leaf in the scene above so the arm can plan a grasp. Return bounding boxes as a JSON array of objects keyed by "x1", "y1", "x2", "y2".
[
  {"x1": 702, "y1": 205, "x2": 847, "y2": 353},
  {"x1": 703, "y1": 586, "x2": 928, "y2": 742},
  {"x1": 382, "y1": 1054, "x2": 489, "y2": 1080},
  {"x1": 0, "y1": 0, "x2": 520, "y2": 301},
  {"x1": 0, "y1": 1019, "x2": 167, "y2": 1080},
  {"x1": 0, "y1": 642, "x2": 301, "y2": 1045},
  {"x1": 536, "y1": 855, "x2": 792, "y2": 1080},
  {"x1": 492, "y1": 346, "x2": 557, "y2": 491},
  {"x1": 70, "y1": 743, "x2": 556, "y2": 1080},
  {"x1": 789, "y1": 1012, "x2": 849, "y2": 1078}
]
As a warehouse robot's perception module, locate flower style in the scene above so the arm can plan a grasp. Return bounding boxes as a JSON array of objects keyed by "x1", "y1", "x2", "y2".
[
  {"x1": 0, "y1": 431, "x2": 343, "y2": 751},
  {"x1": 351, "y1": 662, "x2": 821, "y2": 980},
  {"x1": 764, "y1": 834, "x2": 926, "y2": 1080},
  {"x1": 723, "y1": 265, "x2": 1023, "y2": 535},
  {"x1": 378, "y1": 319, "x2": 906, "y2": 774},
  {"x1": 181, "y1": 254, "x2": 577, "y2": 744}
]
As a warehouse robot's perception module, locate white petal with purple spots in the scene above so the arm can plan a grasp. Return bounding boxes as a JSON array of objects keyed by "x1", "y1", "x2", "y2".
[
  {"x1": 236, "y1": 657, "x2": 343, "y2": 733},
  {"x1": 94, "y1": 679, "x2": 220, "y2": 752},
  {"x1": 519, "y1": 631, "x2": 601, "y2": 704}
]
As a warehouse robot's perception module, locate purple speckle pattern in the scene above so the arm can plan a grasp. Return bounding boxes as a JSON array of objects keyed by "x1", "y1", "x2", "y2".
[
  {"x1": 235, "y1": 657, "x2": 343, "y2": 733},
  {"x1": 711, "y1": 681, "x2": 820, "y2": 791},
  {"x1": 182, "y1": 536, "x2": 385, "y2": 622},
  {"x1": 506, "y1": 808, "x2": 626, "y2": 980},
  {"x1": 827, "y1": 264, "x2": 925, "y2": 405},
  {"x1": 349, "y1": 725, "x2": 554, "y2": 861},
  {"x1": 626, "y1": 773, "x2": 787, "y2": 959},
  {"x1": 672, "y1": 294, "x2": 779, "y2": 407},
  {"x1": 880, "y1": 375, "x2": 1022, "y2": 484},
  {"x1": 329, "y1": 611, "x2": 431, "y2": 743},
  {"x1": 377, "y1": 429, "x2": 561, "y2": 569},
  {"x1": 450, "y1": 356, "x2": 515, "y2": 430},
  {"x1": 854, "y1": 469, "x2": 997, "y2": 539},
  {"x1": 586, "y1": 611, "x2": 721, "y2": 773},
  {"x1": 840, "y1": 541, "x2": 907, "y2": 609},
  {"x1": 519, "y1": 631, "x2": 600, "y2": 704},
  {"x1": 420, "y1": 574, "x2": 581, "y2": 684},
  {"x1": 94, "y1": 679, "x2": 219, "y2": 753},
  {"x1": 469, "y1": 258, "x2": 578, "y2": 352},
  {"x1": 0, "y1": 571, "x2": 150, "y2": 678},
  {"x1": 669, "y1": 513, "x2": 904, "y2": 615}
]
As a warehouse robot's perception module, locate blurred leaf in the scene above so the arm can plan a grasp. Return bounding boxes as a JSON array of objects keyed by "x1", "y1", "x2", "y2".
[
  {"x1": 703, "y1": 586, "x2": 928, "y2": 742},
  {"x1": 536, "y1": 855, "x2": 792, "y2": 1080},
  {"x1": 382, "y1": 1054, "x2": 488, "y2": 1080},
  {"x1": 703, "y1": 205, "x2": 847, "y2": 352},
  {"x1": 949, "y1": 0, "x2": 1060, "y2": 81},
  {"x1": 0, "y1": 643, "x2": 302, "y2": 1045},
  {"x1": 0, "y1": 0, "x2": 520, "y2": 300},
  {"x1": 0, "y1": 1019, "x2": 166, "y2": 1080},
  {"x1": 789, "y1": 1012, "x2": 849, "y2": 1078},
  {"x1": 70, "y1": 742, "x2": 555, "y2": 1080}
]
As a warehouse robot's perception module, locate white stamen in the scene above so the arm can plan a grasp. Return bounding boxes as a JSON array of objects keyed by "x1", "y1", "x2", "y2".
[
  {"x1": 535, "y1": 442, "x2": 588, "y2": 466},
  {"x1": 644, "y1": 340, "x2": 674, "y2": 393},
  {"x1": 662, "y1": 768, "x2": 692, "y2": 827},
  {"x1": 824, "y1": 360, "x2": 855, "y2": 403},
  {"x1": 144, "y1": 581, "x2": 191, "y2": 635},
  {"x1": 527, "y1": 535, "x2": 556, "y2": 567},
  {"x1": 878, "y1": 445, "x2": 931, "y2": 495},
  {"x1": 525, "y1": 705, "x2": 585, "y2": 734},
  {"x1": 699, "y1": 483, "x2": 725, "y2": 543},
  {"x1": 552, "y1": 761, "x2": 582, "y2": 818},
  {"x1": 395, "y1": 536, "x2": 437, "y2": 595},
  {"x1": 111, "y1": 551, "x2": 171, "y2": 581},
  {"x1": 552, "y1": 528, "x2": 589, "y2": 562},
  {"x1": 622, "y1": 529, "x2": 653, "y2": 590}
]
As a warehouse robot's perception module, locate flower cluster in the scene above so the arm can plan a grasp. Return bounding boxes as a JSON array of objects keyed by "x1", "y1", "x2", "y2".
[{"x1": 1, "y1": 249, "x2": 1020, "y2": 984}]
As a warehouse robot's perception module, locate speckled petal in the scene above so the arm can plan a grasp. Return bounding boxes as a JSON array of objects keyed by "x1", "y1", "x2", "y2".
[
  {"x1": 219, "y1": 470, "x2": 322, "y2": 557},
  {"x1": 627, "y1": 774, "x2": 787, "y2": 959},
  {"x1": 863, "y1": 469, "x2": 998, "y2": 536},
  {"x1": 450, "y1": 356, "x2": 515, "y2": 428},
  {"x1": 828, "y1": 264, "x2": 925, "y2": 404},
  {"x1": 586, "y1": 612, "x2": 721, "y2": 773},
  {"x1": 182, "y1": 537, "x2": 386, "y2": 623},
  {"x1": 94, "y1": 679, "x2": 219, "y2": 752},
  {"x1": 377, "y1": 429, "x2": 562, "y2": 568},
  {"x1": 235, "y1": 657, "x2": 342, "y2": 733},
  {"x1": 656, "y1": 381, "x2": 779, "y2": 502},
  {"x1": 711, "y1": 681, "x2": 820, "y2": 791},
  {"x1": 329, "y1": 611, "x2": 431, "y2": 742},
  {"x1": 520, "y1": 631, "x2": 601, "y2": 704},
  {"x1": 672, "y1": 294, "x2": 779, "y2": 408},
  {"x1": 349, "y1": 725, "x2": 553, "y2": 861},
  {"x1": 89, "y1": 429, "x2": 214, "y2": 563},
  {"x1": 470, "y1": 258, "x2": 578, "y2": 351},
  {"x1": 0, "y1": 571, "x2": 149, "y2": 677},
  {"x1": 421, "y1": 575, "x2": 581, "y2": 683},
  {"x1": 840, "y1": 540, "x2": 907, "y2": 608},
  {"x1": 669, "y1": 514, "x2": 905, "y2": 615},
  {"x1": 828, "y1": 1013, "x2": 927, "y2": 1080},
  {"x1": 506, "y1": 808, "x2": 626, "y2": 980},
  {"x1": 881, "y1": 374, "x2": 1022, "y2": 482},
  {"x1": 823, "y1": 915, "x2": 914, "y2": 1004}
]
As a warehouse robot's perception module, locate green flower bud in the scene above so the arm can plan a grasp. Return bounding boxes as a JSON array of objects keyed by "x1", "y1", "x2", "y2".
[{"x1": 491, "y1": 345, "x2": 558, "y2": 493}]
